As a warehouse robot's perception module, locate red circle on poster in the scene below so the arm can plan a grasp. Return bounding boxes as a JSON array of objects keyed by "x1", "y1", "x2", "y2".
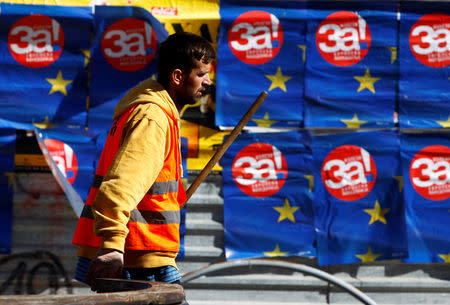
[
  {"x1": 44, "y1": 139, "x2": 78, "y2": 184},
  {"x1": 410, "y1": 145, "x2": 450, "y2": 201},
  {"x1": 409, "y1": 13, "x2": 450, "y2": 68},
  {"x1": 101, "y1": 18, "x2": 157, "y2": 72},
  {"x1": 316, "y1": 11, "x2": 371, "y2": 67},
  {"x1": 8, "y1": 15, "x2": 64, "y2": 68},
  {"x1": 321, "y1": 145, "x2": 376, "y2": 201},
  {"x1": 232, "y1": 142, "x2": 288, "y2": 197},
  {"x1": 228, "y1": 10, "x2": 283, "y2": 65}
]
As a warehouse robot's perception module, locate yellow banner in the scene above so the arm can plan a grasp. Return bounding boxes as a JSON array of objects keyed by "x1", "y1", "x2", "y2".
[
  {"x1": 2, "y1": 0, "x2": 220, "y2": 20},
  {"x1": 1, "y1": 0, "x2": 92, "y2": 5},
  {"x1": 181, "y1": 120, "x2": 229, "y2": 171}
]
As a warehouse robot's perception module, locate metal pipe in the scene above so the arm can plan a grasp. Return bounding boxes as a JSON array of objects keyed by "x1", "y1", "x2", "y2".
[{"x1": 181, "y1": 258, "x2": 377, "y2": 305}]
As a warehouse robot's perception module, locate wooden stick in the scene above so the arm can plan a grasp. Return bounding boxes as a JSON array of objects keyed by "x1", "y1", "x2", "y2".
[{"x1": 183, "y1": 91, "x2": 268, "y2": 206}]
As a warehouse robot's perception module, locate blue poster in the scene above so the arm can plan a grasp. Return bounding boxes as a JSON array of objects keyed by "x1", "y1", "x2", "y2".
[
  {"x1": 222, "y1": 131, "x2": 316, "y2": 260},
  {"x1": 398, "y1": 3, "x2": 450, "y2": 128},
  {"x1": 35, "y1": 126, "x2": 99, "y2": 217},
  {"x1": 0, "y1": 4, "x2": 91, "y2": 130},
  {"x1": 0, "y1": 129, "x2": 16, "y2": 254},
  {"x1": 216, "y1": 0, "x2": 307, "y2": 128},
  {"x1": 312, "y1": 130, "x2": 407, "y2": 265},
  {"x1": 304, "y1": 1, "x2": 398, "y2": 128},
  {"x1": 88, "y1": 6, "x2": 168, "y2": 134},
  {"x1": 177, "y1": 136, "x2": 189, "y2": 261},
  {"x1": 401, "y1": 133, "x2": 450, "y2": 262}
]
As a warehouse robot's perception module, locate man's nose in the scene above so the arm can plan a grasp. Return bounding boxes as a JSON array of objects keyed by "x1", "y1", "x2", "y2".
[{"x1": 203, "y1": 74, "x2": 211, "y2": 86}]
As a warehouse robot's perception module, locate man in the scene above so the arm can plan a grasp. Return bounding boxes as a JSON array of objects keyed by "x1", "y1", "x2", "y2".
[{"x1": 72, "y1": 32, "x2": 215, "y2": 289}]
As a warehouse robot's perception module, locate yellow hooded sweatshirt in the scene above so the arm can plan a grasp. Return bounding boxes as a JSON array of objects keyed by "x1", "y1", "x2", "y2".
[{"x1": 76, "y1": 78, "x2": 181, "y2": 269}]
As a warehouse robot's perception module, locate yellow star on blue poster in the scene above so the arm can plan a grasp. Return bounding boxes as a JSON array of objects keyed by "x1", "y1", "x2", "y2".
[
  {"x1": 46, "y1": 70, "x2": 72, "y2": 96},
  {"x1": 436, "y1": 115, "x2": 450, "y2": 128},
  {"x1": 304, "y1": 175, "x2": 313, "y2": 192},
  {"x1": 341, "y1": 113, "x2": 367, "y2": 128},
  {"x1": 438, "y1": 253, "x2": 450, "y2": 263},
  {"x1": 354, "y1": 69, "x2": 380, "y2": 93},
  {"x1": 252, "y1": 112, "x2": 278, "y2": 127},
  {"x1": 33, "y1": 116, "x2": 57, "y2": 129},
  {"x1": 364, "y1": 200, "x2": 390, "y2": 225},
  {"x1": 298, "y1": 44, "x2": 306, "y2": 62},
  {"x1": 263, "y1": 244, "x2": 289, "y2": 257},
  {"x1": 265, "y1": 67, "x2": 292, "y2": 92},
  {"x1": 4, "y1": 172, "x2": 14, "y2": 188},
  {"x1": 81, "y1": 49, "x2": 90, "y2": 67},
  {"x1": 273, "y1": 198, "x2": 299, "y2": 223},
  {"x1": 393, "y1": 176, "x2": 404, "y2": 192},
  {"x1": 356, "y1": 247, "x2": 381, "y2": 263},
  {"x1": 386, "y1": 47, "x2": 397, "y2": 64}
]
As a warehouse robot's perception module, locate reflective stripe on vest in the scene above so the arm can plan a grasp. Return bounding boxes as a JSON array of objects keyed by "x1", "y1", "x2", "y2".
[{"x1": 72, "y1": 103, "x2": 183, "y2": 252}]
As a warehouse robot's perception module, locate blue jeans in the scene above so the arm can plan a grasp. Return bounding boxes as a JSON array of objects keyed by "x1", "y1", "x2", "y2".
[{"x1": 75, "y1": 256, "x2": 181, "y2": 284}]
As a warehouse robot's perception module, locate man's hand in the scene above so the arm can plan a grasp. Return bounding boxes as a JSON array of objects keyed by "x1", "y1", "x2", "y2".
[{"x1": 86, "y1": 248, "x2": 124, "y2": 291}]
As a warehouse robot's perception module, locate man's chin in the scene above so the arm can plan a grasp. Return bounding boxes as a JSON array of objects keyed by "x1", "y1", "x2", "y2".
[
  {"x1": 190, "y1": 96, "x2": 201, "y2": 105},
  {"x1": 180, "y1": 97, "x2": 200, "y2": 108}
]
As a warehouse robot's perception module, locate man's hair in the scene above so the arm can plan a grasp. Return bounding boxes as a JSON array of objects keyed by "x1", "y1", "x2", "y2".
[{"x1": 157, "y1": 32, "x2": 216, "y2": 88}]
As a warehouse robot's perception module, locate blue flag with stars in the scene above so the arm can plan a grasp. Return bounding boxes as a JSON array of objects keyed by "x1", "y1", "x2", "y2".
[
  {"x1": 222, "y1": 131, "x2": 316, "y2": 260},
  {"x1": 88, "y1": 6, "x2": 168, "y2": 134},
  {"x1": 216, "y1": 0, "x2": 307, "y2": 128},
  {"x1": 0, "y1": 128, "x2": 16, "y2": 254},
  {"x1": 398, "y1": 2, "x2": 450, "y2": 128},
  {"x1": 0, "y1": 4, "x2": 91, "y2": 130},
  {"x1": 400, "y1": 133, "x2": 450, "y2": 263},
  {"x1": 312, "y1": 130, "x2": 407, "y2": 265},
  {"x1": 304, "y1": 1, "x2": 398, "y2": 128}
]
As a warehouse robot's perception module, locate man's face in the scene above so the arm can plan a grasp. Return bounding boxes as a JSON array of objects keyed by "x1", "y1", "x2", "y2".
[{"x1": 180, "y1": 59, "x2": 212, "y2": 106}]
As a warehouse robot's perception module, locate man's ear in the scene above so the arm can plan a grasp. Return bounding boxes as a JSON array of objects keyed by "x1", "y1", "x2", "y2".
[{"x1": 170, "y1": 69, "x2": 184, "y2": 87}]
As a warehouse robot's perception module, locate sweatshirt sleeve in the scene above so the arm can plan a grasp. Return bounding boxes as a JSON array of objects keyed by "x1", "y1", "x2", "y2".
[{"x1": 92, "y1": 109, "x2": 168, "y2": 252}]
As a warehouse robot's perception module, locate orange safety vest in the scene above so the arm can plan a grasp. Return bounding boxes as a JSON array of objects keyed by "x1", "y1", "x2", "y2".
[{"x1": 72, "y1": 104, "x2": 186, "y2": 252}]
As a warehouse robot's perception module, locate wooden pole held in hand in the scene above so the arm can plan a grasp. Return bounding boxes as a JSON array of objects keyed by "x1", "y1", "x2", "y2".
[{"x1": 183, "y1": 91, "x2": 268, "y2": 206}]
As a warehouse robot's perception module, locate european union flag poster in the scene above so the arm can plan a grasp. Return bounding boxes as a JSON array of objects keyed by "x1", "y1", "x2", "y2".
[
  {"x1": 0, "y1": 129, "x2": 16, "y2": 254},
  {"x1": 216, "y1": 0, "x2": 307, "y2": 128},
  {"x1": 401, "y1": 132, "x2": 450, "y2": 262},
  {"x1": 312, "y1": 130, "x2": 407, "y2": 265},
  {"x1": 398, "y1": 3, "x2": 450, "y2": 128},
  {"x1": 0, "y1": 4, "x2": 91, "y2": 129},
  {"x1": 35, "y1": 126, "x2": 99, "y2": 217},
  {"x1": 222, "y1": 131, "x2": 316, "y2": 260},
  {"x1": 88, "y1": 6, "x2": 168, "y2": 134},
  {"x1": 304, "y1": 1, "x2": 398, "y2": 128}
]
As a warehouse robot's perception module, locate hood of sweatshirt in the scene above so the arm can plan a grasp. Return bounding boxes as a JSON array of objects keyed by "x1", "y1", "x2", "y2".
[{"x1": 112, "y1": 78, "x2": 179, "y2": 122}]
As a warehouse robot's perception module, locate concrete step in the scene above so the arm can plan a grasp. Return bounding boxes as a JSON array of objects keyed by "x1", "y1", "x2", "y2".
[
  {"x1": 185, "y1": 194, "x2": 223, "y2": 205},
  {"x1": 185, "y1": 218, "x2": 224, "y2": 232},
  {"x1": 183, "y1": 245, "x2": 224, "y2": 258},
  {"x1": 184, "y1": 288, "x2": 326, "y2": 305},
  {"x1": 183, "y1": 273, "x2": 450, "y2": 290},
  {"x1": 184, "y1": 234, "x2": 224, "y2": 248}
]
